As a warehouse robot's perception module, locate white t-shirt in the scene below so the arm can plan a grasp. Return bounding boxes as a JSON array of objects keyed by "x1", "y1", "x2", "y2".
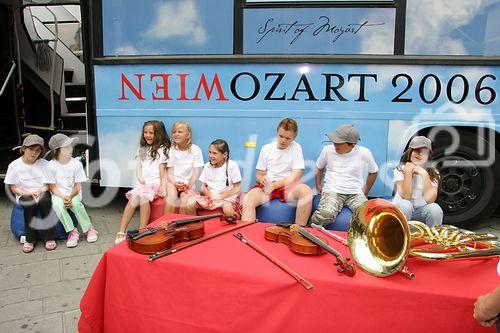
[
  {"x1": 137, "y1": 146, "x2": 169, "y2": 185},
  {"x1": 256, "y1": 141, "x2": 305, "y2": 182},
  {"x1": 46, "y1": 158, "x2": 87, "y2": 197},
  {"x1": 317, "y1": 145, "x2": 379, "y2": 194},
  {"x1": 199, "y1": 160, "x2": 242, "y2": 196},
  {"x1": 167, "y1": 145, "x2": 204, "y2": 183},
  {"x1": 4, "y1": 157, "x2": 50, "y2": 203},
  {"x1": 393, "y1": 165, "x2": 439, "y2": 208}
]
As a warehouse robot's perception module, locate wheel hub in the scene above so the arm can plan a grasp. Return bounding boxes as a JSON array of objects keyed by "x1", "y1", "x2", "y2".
[
  {"x1": 436, "y1": 156, "x2": 481, "y2": 214},
  {"x1": 443, "y1": 176, "x2": 461, "y2": 192}
]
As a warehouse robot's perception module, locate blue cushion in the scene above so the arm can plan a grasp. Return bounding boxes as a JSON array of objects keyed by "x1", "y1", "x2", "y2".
[
  {"x1": 10, "y1": 204, "x2": 78, "y2": 240},
  {"x1": 256, "y1": 199, "x2": 297, "y2": 224}
]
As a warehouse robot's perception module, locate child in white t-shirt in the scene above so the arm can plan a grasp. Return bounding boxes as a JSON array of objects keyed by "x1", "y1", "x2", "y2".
[
  {"x1": 4, "y1": 134, "x2": 56, "y2": 253},
  {"x1": 115, "y1": 120, "x2": 170, "y2": 244},
  {"x1": 309, "y1": 124, "x2": 378, "y2": 227},
  {"x1": 186, "y1": 139, "x2": 242, "y2": 220},
  {"x1": 393, "y1": 136, "x2": 443, "y2": 227},
  {"x1": 47, "y1": 133, "x2": 98, "y2": 248},
  {"x1": 241, "y1": 118, "x2": 313, "y2": 226},
  {"x1": 165, "y1": 121, "x2": 204, "y2": 214}
]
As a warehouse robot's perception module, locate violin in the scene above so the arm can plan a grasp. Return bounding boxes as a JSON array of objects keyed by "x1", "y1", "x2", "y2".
[
  {"x1": 127, "y1": 214, "x2": 223, "y2": 254},
  {"x1": 264, "y1": 225, "x2": 328, "y2": 255},
  {"x1": 290, "y1": 225, "x2": 356, "y2": 277}
]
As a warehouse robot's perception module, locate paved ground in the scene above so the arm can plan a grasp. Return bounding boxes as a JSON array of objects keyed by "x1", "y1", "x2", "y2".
[
  {"x1": 0, "y1": 192, "x2": 136, "y2": 333},
  {"x1": 0, "y1": 193, "x2": 499, "y2": 333}
]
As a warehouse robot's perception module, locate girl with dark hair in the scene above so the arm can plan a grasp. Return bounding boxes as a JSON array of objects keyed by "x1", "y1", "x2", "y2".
[
  {"x1": 186, "y1": 139, "x2": 242, "y2": 220},
  {"x1": 393, "y1": 136, "x2": 443, "y2": 227},
  {"x1": 115, "y1": 120, "x2": 171, "y2": 243}
]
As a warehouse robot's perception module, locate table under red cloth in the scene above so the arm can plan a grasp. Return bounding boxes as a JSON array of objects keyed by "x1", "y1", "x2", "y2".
[{"x1": 79, "y1": 214, "x2": 498, "y2": 333}]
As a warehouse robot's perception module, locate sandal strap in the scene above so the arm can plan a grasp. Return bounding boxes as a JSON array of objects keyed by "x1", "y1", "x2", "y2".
[{"x1": 116, "y1": 232, "x2": 126, "y2": 236}]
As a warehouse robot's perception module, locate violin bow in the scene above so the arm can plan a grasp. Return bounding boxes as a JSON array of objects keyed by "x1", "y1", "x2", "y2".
[
  {"x1": 149, "y1": 220, "x2": 256, "y2": 261},
  {"x1": 290, "y1": 225, "x2": 356, "y2": 277},
  {"x1": 310, "y1": 223, "x2": 414, "y2": 280},
  {"x1": 234, "y1": 233, "x2": 314, "y2": 290}
]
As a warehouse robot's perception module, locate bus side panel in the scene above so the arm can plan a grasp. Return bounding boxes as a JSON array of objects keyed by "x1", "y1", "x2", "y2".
[{"x1": 93, "y1": 63, "x2": 499, "y2": 197}]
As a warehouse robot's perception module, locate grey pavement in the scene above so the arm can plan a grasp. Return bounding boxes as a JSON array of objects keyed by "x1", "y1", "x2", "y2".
[
  {"x1": 0, "y1": 193, "x2": 499, "y2": 332},
  {"x1": 0, "y1": 192, "x2": 136, "y2": 333}
]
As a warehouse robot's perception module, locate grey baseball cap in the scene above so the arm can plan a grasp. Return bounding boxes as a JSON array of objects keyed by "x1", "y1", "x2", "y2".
[
  {"x1": 409, "y1": 136, "x2": 432, "y2": 150},
  {"x1": 48, "y1": 133, "x2": 79, "y2": 150},
  {"x1": 326, "y1": 124, "x2": 360, "y2": 144},
  {"x1": 12, "y1": 134, "x2": 44, "y2": 150}
]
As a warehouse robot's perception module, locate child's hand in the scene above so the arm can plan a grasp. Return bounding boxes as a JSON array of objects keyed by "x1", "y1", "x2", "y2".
[
  {"x1": 175, "y1": 182, "x2": 187, "y2": 191},
  {"x1": 261, "y1": 176, "x2": 273, "y2": 195},
  {"x1": 64, "y1": 196, "x2": 73, "y2": 209},
  {"x1": 404, "y1": 162, "x2": 416, "y2": 176},
  {"x1": 157, "y1": 187, "x2": 166, "y2": 198},
  {"x1": 207, "y1": 191, "x2": 217, "y2": 201},
  {"x1": 31, "y1": 191, "x2": 40, "y2": 203},
  {"x1": 413, "y1": 166, "x2": 428, "y2": 177},
  {"x1": 138, "y1": 177, "x2": 145, "y2": 185}
]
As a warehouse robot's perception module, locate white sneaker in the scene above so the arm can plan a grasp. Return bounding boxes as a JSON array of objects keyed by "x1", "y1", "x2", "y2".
[
  {"x1": 66, "y1": 229, "x2": 79, "y2": 248},
  {"x1": 86, "y1": 226, "x2": 98, "y2": 243}
]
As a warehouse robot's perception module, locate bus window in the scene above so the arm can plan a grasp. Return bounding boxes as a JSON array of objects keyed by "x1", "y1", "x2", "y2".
[
  {"x1": 102, "y1": 0, "x2": 233, "y2": 56},
  {"x1": 405, "y1": 0, "x2": 500, "y2": 56}
]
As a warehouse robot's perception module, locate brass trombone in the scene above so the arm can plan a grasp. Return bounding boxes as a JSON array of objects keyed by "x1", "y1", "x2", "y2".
[{"x1": 347, "y1": 198, "x2": 500, "y2": 277}]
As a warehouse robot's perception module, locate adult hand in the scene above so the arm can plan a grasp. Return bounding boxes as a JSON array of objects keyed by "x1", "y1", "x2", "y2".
[
  {"x1": 31, "y1": 191, "x2": 40, "y2": 203},
  {"x1": 474, "y1": 294, "x2": 498, "y2": 327}
]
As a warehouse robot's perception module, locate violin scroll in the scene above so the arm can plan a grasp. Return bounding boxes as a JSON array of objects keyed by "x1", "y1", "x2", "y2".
[{"x1": 334, "y1": 257, "x2": 356, "y2": 277}]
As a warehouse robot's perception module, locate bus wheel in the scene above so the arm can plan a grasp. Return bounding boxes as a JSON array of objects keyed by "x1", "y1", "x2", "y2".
[{"x1": 433, "y1": 132, "x2": 500, "y2": 228}]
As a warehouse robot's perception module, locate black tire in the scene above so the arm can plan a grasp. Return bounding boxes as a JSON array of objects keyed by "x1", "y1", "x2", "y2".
[{"x1": 433, "y1": 131, "x2": 500, "y2": 228}]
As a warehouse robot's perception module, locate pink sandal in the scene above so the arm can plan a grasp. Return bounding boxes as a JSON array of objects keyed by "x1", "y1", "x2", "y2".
[
  {"x1": 23, "y1": 242, "x2": 35, "y2": 253},
  {"x1": 45, "y1": 240, "x2": 57, "y2": 251}
]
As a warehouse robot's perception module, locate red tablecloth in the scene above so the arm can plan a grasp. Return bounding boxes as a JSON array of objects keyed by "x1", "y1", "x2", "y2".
[{"x1": 79, "y1": 214, "x2": 498, "y2": 333}]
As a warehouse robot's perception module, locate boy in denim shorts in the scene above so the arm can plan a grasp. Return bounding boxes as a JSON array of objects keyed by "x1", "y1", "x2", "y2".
[{"x1": 309, "y1": 124, "x2": 378, "y2": 227}]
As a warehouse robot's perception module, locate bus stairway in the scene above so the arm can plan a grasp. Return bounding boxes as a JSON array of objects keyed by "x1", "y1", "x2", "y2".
[{"x1": 60, "y1": 69, "x2": 87, "y2": 136}]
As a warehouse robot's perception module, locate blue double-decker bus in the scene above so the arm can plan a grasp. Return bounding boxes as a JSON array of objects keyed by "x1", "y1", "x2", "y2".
[{"x1": 1, "y1": 0, "x2": 499, "y2": 227}]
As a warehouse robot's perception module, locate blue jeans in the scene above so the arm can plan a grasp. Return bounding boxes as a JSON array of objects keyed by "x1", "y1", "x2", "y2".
[{"x1": 393, "y1": 198, "x2": 443, "y2": 228}]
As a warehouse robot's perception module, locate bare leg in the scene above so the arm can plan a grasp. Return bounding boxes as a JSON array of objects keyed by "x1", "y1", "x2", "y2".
[
  {"x1": 139, "y1": 196, "x2": 151, "y2": 228},
  {"x1": 222, "y1": 202, "x2": 238, "y2": 219},
  {"x1": 185, "y1": 197, "x2": 199, "y2": 216},
  {"x1": 118, "y1": 196, "x2": 139, "y2": 233},
  {"x1": 241, "y1": 187, "x2": 269, "y2": 222},
  {"x1": 179, "y1": 192, "x2": 189, "y2": 214},
  {"x1": 165, "y1": 183, "x2": 178, "y2": 214},
  {"x1": 287, "y1": 184, "x2": 313, "y2": 226}
]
